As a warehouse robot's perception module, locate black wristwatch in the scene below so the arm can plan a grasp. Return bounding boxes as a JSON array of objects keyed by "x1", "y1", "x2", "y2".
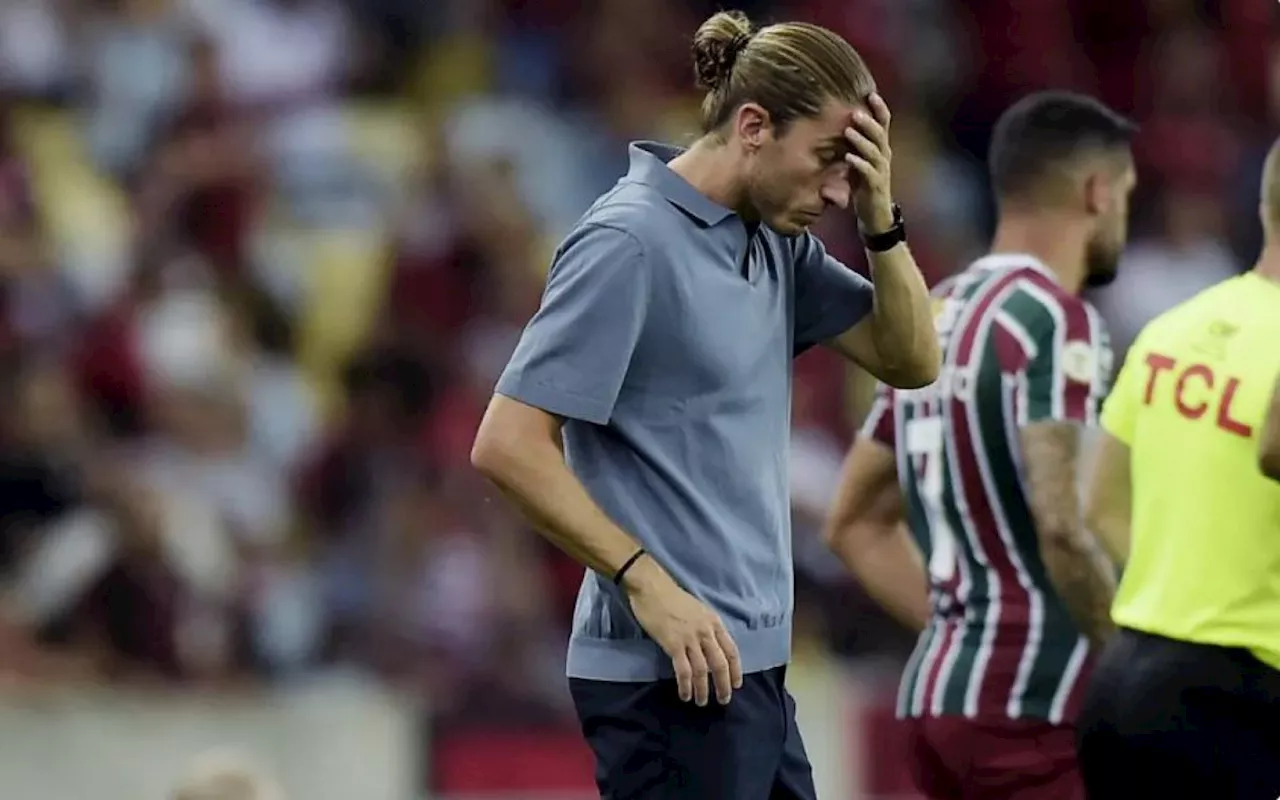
[{"x1": 860, "y1": 203, "x2": 907, "y2": 253}]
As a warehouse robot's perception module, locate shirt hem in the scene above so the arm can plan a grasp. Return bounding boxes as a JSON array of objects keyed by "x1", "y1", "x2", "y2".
[{"x1": 565, "y1": 620, "x2": 791, "y2": 682}]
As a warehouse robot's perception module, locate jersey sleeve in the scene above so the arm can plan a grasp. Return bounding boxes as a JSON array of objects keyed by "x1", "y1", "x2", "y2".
[
  {"x1": 1017, "y1": 289, "x2": 1112, "y2": 426},
  {"x1": 859, "y1": 382, "x2": 897, "y2": 448},
  {"x1": 1099, "y1": 336, "x2": 1146, "y2": 446}
]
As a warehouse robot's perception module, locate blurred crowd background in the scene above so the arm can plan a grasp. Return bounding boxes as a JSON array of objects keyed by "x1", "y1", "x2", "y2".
[{"x1": 0, "y1": 0, "x2": 1273, "y2": 796}]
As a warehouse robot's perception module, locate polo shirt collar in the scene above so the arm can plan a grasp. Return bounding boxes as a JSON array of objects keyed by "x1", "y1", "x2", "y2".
[{"x1": 625, "y1": 141, "x2": 735, "y2": 227}]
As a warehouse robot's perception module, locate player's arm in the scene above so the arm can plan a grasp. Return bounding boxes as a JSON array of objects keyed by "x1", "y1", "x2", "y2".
[
  {"x1": 1021, "y1": 421, "x2": 1116, "y2": 645},
  {"x1": 1015, "y1": 299, "x2": 1116, "y2": 646},
  {"x1": 822, "y1": 388, "x2": 930, "y2": 631},
  {"x1": 1084, "y1": 432, "x2": 1132, "y2": 565},
  {"x1": 823, "y1": 438, "x2": 929, "y2": 631},
  {"x1": 1259, "y1": 371, "x2": 1280, "y2": 482}
]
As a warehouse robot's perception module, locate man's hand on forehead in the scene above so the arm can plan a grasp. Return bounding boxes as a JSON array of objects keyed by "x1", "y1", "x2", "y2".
[{"x1": 843, "y1": 93, "x2": 895, "y2": 232}]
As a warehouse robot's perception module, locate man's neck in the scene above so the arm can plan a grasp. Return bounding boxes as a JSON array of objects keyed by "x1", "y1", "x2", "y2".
[
  {"x1": 667, "y1": 137, "x2": 749, "y2": 216},
  {"x1": 989, "y1": 212, "x2": 1090, "y2": 294}
]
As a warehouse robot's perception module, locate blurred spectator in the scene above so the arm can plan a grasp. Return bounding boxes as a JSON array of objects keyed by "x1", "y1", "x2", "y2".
[
  {"x1": 132, "y1": 37, "x2": 262, "y2": 277},
  {"x1": 1132, "y1": 25, "x2": 1241, "y2": 205},
  {"x1": 185, "y1": 0, "x2": 358, "y2": 227},
  {"x1": 443, "y1": 97, "x2": 598, "y2": 238},
  {"x1": 82, "y1": 0, "x2": 193, "y2": 179},
  {"x1": 361, "y1": 468, "x2": 564, "y2": 725},
  {"x1": 300, "y1": 345, "x2": 438, "y2": 654},
  {"x1": 452, "y1": 159, "x2": 546, "y2": 381},
  {"x1": 225, "y1": 282, "x2": 320, "y2": 475},
  {"x1": 0, "y1": 105, "x2": 75, "y2": 356},
  {"x1": 381, "y1": 122, "x2": 479, "y2": 351},
  {"x1": 0, "y1": 0, "x2": 74, "y2": 99},
  {"x1": 185, "y1": 0, "x2": 352, "y2": 109},
  {"x1": 0, "y1": 354, "x2": 101, "y2": 681}
]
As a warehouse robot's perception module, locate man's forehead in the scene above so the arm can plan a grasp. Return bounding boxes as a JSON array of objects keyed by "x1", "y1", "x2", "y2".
[{"x1": 796, "y1": 98, "x2": 866, "y2": 142}]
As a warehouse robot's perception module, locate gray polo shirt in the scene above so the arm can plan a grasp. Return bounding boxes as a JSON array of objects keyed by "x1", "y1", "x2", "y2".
[{"x1": 495, "y1": 141, "x2": 875, "y2": 682}]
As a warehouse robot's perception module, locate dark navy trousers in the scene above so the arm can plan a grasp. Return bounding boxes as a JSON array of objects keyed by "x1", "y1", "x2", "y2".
[{"x1": 569, "y1": 665, "x2": 819, "y2": 800}]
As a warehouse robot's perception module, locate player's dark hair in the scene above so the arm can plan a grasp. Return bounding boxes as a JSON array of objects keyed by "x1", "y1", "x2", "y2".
[
  {"x1": 988, "y1": 91, "x2": 1138, "y2": 201},
  {"x1": 692, "y1": 10, "x2": 877, "y2": 136}
]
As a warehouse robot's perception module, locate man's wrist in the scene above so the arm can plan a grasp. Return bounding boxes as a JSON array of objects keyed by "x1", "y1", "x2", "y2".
[
  {"x1": 859, "y1": 202, "x2": 896, "y2": 235},
  {"x1": 617, "y1": 553, "x2": 667, "y2": 597},
  {"x1": 860, "y1": 203, "x2": 906, "y2": 253}
]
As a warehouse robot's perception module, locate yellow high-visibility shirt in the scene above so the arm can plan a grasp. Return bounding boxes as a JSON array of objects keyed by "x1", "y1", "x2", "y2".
[{"x1": 1102, "y1": 272, "x2": 1280, "y2": 668}]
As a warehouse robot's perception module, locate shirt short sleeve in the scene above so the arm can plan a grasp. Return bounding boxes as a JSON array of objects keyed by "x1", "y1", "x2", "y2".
[
  {"x1": 1100, "y1": 340, "x2": 1145, "y2": 446},
  {"x1": 792, "y1": 232, "x2": 875, "y2": 356},
  {"x1": 1022, "y1": 294, "x2": 1110, "y2": 426},
  {"x1": 495, "y1": 224, "x2": 648, "y2": 425},
  {"x1": 859, "y1": 382, "x2": 897, "y2": 449}
]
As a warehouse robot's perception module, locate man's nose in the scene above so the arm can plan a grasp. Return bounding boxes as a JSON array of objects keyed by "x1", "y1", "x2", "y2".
[{"x1": 821, "y1": 178, "x2": 851, "y2": 210}]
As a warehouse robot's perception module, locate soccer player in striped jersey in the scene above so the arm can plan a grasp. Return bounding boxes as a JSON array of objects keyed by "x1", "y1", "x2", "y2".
[{"x1": 823, "y1": 92, "x2": 1135, "y2": 800}]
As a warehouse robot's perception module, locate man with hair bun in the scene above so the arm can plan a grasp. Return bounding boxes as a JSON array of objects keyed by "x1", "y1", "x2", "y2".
[{"x1": 472, "y1": 7, "x2": 938, "y2": 799}]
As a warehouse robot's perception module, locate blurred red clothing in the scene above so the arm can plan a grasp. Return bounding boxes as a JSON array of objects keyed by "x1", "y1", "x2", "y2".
[
  {"x1": 73, "y1": 298, "x2": 147, "y2": 432},
  {"x1": 790, "y1": 0, "x2": 901, "y2": 97},
  {"x1": 1135, "y1": 114, "x2": 1239, "y2": 192},
  {"x1": 1220, "y1": 0, "x2": 1272, "y2": 121},
  {"x1": 166, "y1": 101, "x2": 260, "y2": 278},
  {"x1": 420, "y1": 383, "x2": 485, "y2": 471},
  {"x1": 386, "y1": 242, "x2": 479, "y2": 346}
]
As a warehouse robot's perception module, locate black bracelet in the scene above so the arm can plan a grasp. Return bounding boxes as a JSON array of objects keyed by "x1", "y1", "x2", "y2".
[
  {"x1": 861, "y1": 203, "x2": 907, "y2": 253},
  {"x1": 613, "y1": 548, "x2": 648, "y2": 586}
]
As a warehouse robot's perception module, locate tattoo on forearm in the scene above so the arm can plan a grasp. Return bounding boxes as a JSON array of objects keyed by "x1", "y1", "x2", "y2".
[{"x1": 1020, "y1": 421, "x2": 1116, "y2": 644}]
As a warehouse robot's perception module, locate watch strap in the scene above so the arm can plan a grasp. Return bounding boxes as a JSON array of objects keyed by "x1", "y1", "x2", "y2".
[{"x1": 861, "y1": 203, "x2": 906, "y2": 253}]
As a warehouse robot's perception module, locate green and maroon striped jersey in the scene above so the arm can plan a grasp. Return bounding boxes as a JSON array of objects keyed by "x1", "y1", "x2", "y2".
[{"x1": 862, "y1": 254, "x2": 1113, "y2": 724}]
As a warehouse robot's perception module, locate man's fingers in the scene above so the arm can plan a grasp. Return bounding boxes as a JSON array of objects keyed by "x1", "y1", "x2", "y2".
[
  {"x1": 714, "y1": 625, "x2": 743, "y2": 689},
  {"x1": 700, "y1": 630, "x2": 733, "y2": 705},
  {"x1": 686, "y1": 642, "x2": 711, "y2": 706},
  {"x1": 843, "y1": 126, "x2": 886, "y2": 170},
  {"x1": 869, "y1": 92, "x2": 892, "y2": 131},
  {"x1": 850, "y1": 108, "x2": 889, "y2": 154},
  {"x1": 672, "y1": 649, "x2": 694, "y2": 703},
  {"x1": 844, "y1": 152, "x2": 879, "y2": 187}
]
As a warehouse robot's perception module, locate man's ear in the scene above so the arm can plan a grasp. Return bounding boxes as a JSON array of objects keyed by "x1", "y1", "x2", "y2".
[
  {"x1": 735, "y1": 102, "x2": 772, "y2": 153},
  {"x1": 1083, "y1": 172, "x2": 1111, "y2": 217}
]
